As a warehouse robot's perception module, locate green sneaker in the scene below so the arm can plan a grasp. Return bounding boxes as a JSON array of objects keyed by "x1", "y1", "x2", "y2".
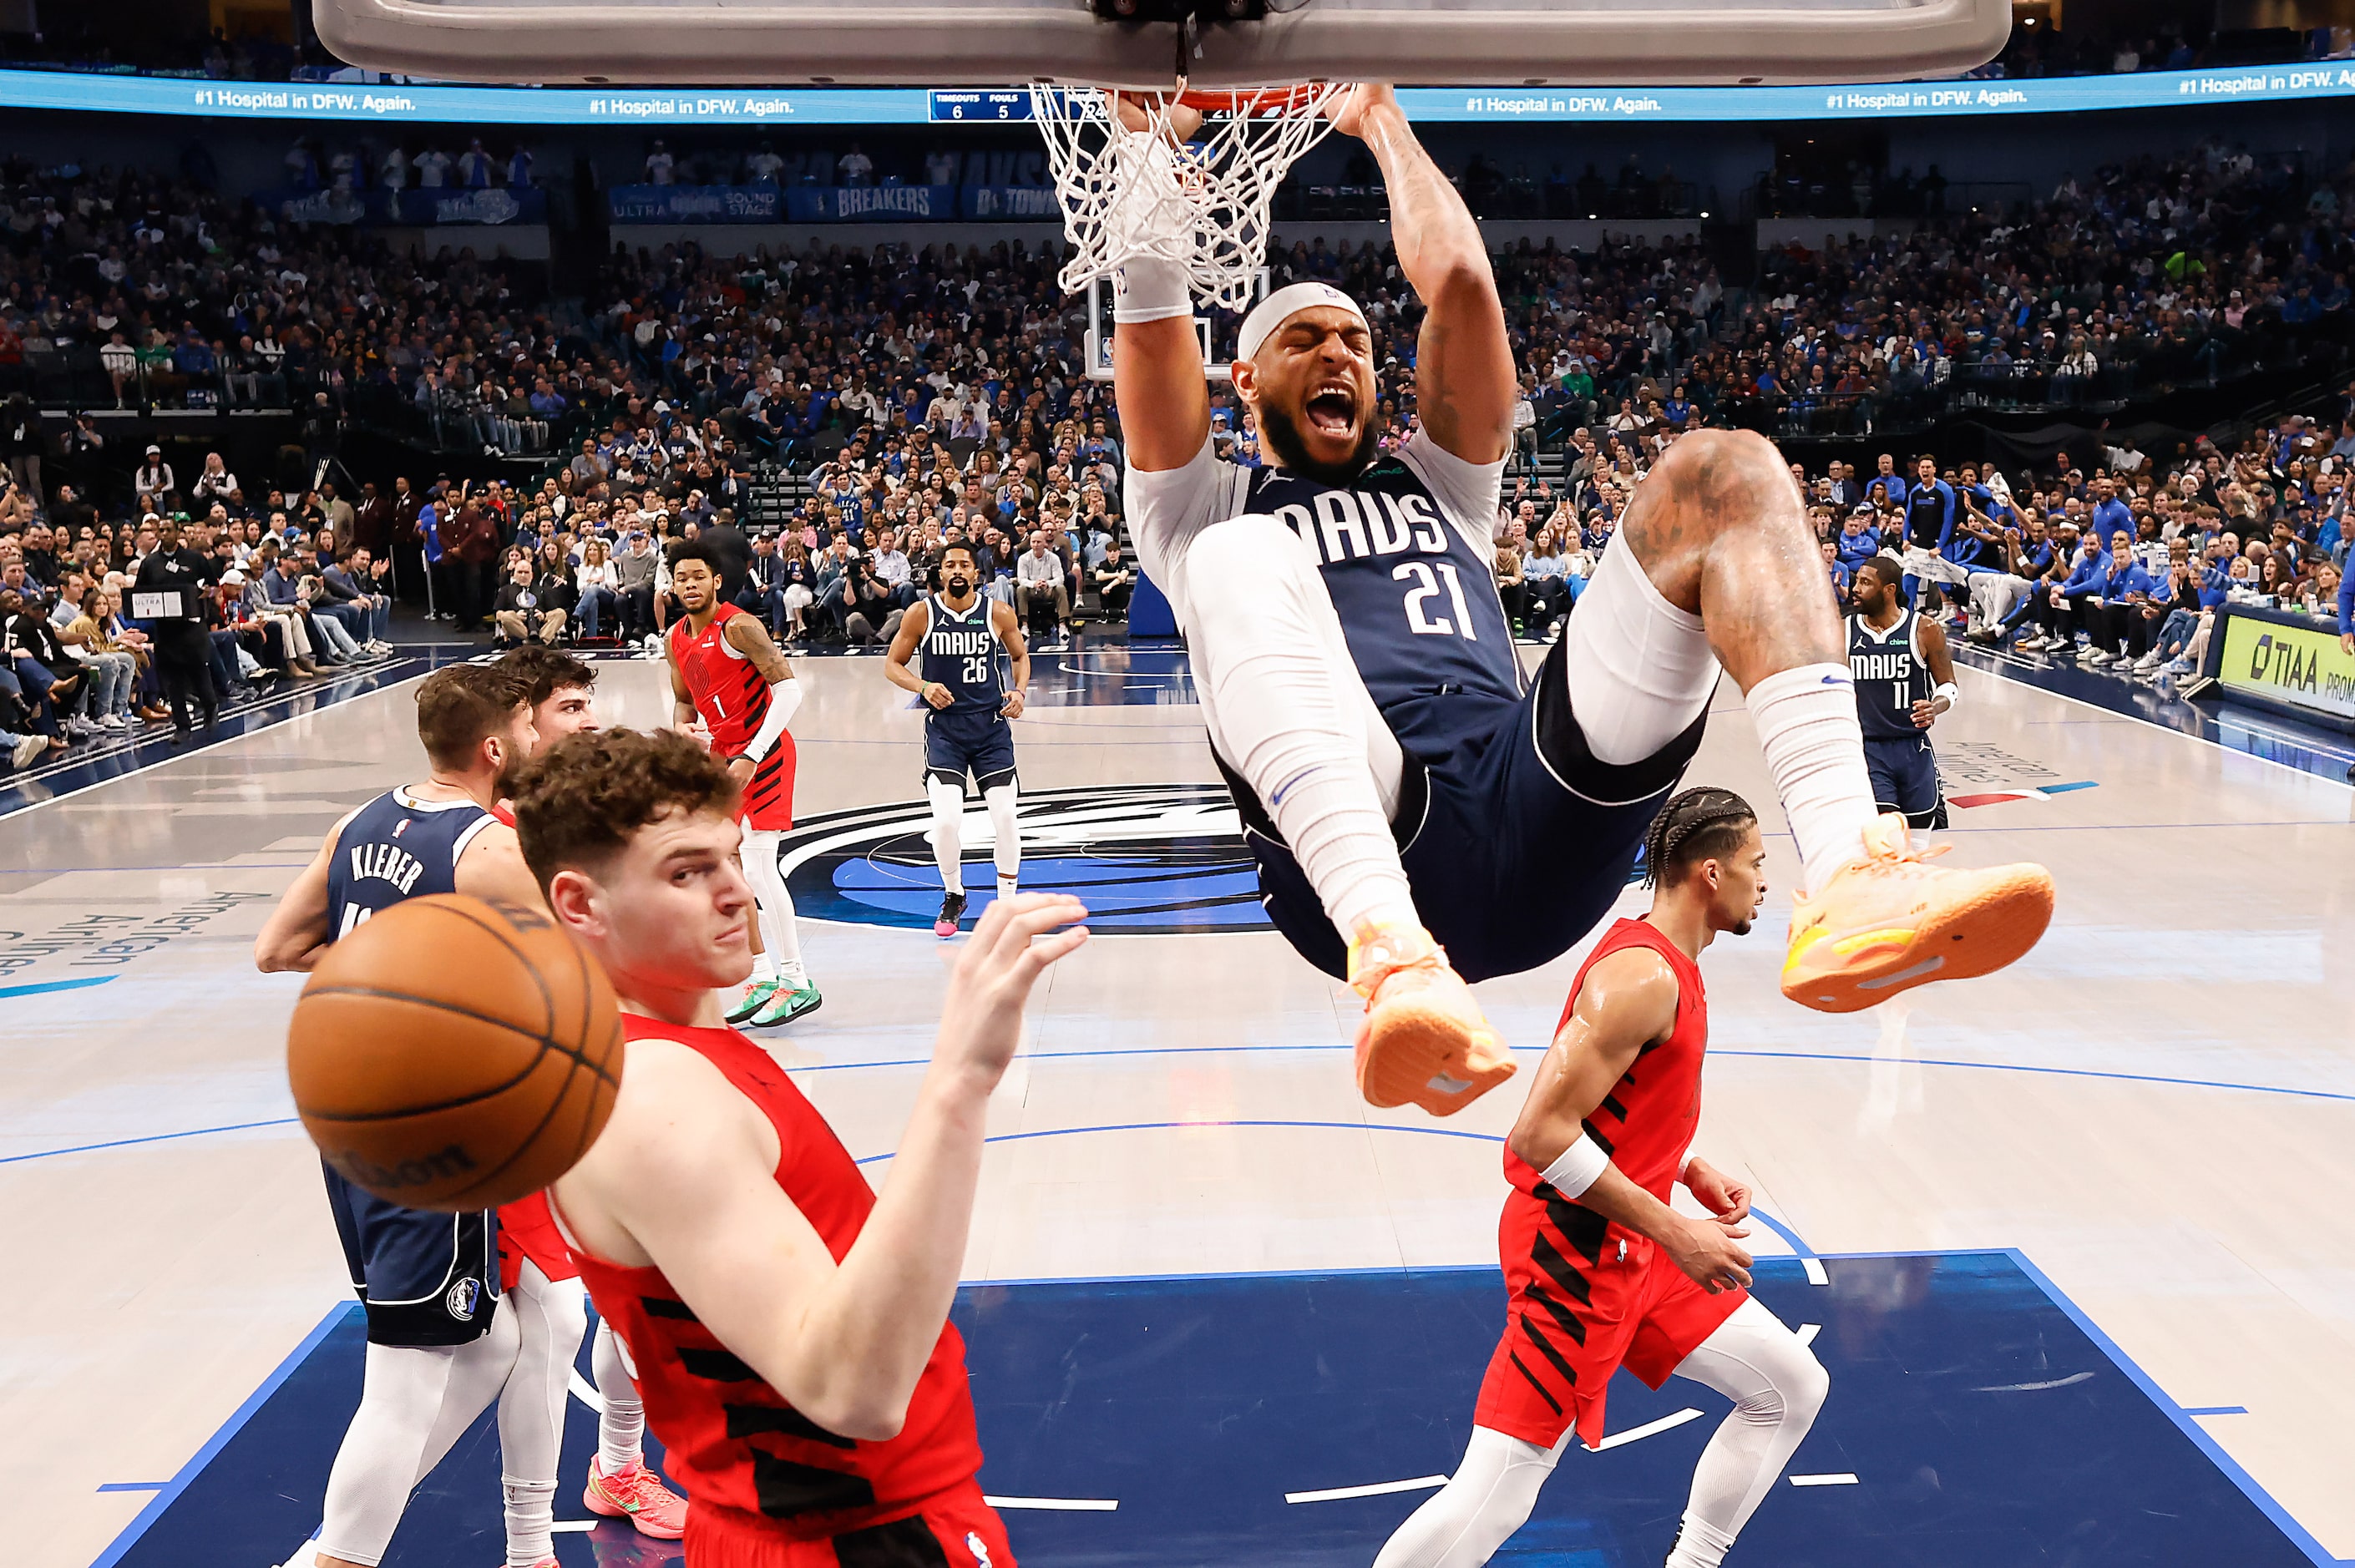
[
  {"x1": 750, "y1": 983, "x2": 823, "y2": 1028},
  {"x1": 724, "y1": 979, "x2": 780, "y2": 1025}
]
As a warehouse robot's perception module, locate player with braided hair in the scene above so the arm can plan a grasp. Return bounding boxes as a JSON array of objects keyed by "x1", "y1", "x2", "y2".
[{"x1": 1375, "y1": 787, "x2": 1827, "y2": 1568}]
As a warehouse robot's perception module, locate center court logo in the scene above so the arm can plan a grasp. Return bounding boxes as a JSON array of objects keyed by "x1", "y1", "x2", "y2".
[{"x1": 774, "y1": 783, "x2": 1271, "y2": 935}]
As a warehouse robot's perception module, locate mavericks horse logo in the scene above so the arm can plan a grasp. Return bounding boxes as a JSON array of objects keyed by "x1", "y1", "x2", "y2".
[{"x1": 775, "y1": 783, "x2": 1269, "y2": 936}]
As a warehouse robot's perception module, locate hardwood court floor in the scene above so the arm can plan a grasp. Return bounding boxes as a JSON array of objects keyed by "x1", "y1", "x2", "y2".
[{"x1": 4, "y1": 644, "x2": 2351, "y2": 1567}]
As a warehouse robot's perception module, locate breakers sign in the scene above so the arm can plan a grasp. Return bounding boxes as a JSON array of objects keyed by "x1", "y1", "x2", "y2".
[
  {"x1": 2216, "y1": 607, "x2": 2355, "y2": 724},
  {"x1": 13, "y1": 63, "x2": 2355, "y2": 126}
]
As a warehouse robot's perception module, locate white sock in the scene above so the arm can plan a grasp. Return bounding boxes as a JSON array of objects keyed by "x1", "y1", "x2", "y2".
[
  {"x1": 985, "y1": 783, "x2": 1020, "y2": 890},
  {"x1": 593, "y1": 1320, "x2": 645, "y2": 1476},
  {"x1": 1185, "y1": 514, "x2": 1416, "y2": 942},
  {"x1": 1744, "y1": 663, "x2": 1881, "y2": 892},
  {"x1": 1664, "y1": 1512, "x2": 1736, "y2": 1568},
  {"x1": 748, "y1": 950, "x2": 777, "y2": 984},
  {"x1": 500, "y1": 1475, "x2": 556, "y2": 1568},
  {"x1": 742, "y1": 827, "x2": 809, "y2": 989},
  {"x1": 927, "y1": 777, "x2": 966, "y2": 896}
]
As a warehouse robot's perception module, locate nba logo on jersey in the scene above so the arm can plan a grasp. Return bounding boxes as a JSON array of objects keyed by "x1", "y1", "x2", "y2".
[
  {"x1": 965, "y1": 1531, "x2": 992, "y2": 1567},
  {"x1": 392, "y1": 819, "x2": 408, "y2": 837}
]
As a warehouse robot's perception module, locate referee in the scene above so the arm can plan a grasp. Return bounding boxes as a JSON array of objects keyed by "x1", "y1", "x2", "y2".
[{"x1": 133, "y1": 516, "x2": 220, "y2": 737}]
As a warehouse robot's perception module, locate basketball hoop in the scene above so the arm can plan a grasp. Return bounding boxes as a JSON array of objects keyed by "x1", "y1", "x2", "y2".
[{"x1": 1035, "y1": 82, "x2": 1345, "y2": 315}]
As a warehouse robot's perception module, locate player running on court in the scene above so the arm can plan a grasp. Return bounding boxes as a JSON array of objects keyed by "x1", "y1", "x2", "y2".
[
  {"x1": 1112, "y1": 84, "x2": 2053, "y2": 1115},
  {"x1": 253, "y1": 664, "x2": 557, "y2": 1568},
  {"x1": 490, "y1": 646, "x2": 689, "y2": 1550},
  {"x1": 510, "y1": 726, "x2": 1088, "y2": 1567},
  {"x1": 1375, "y1": 789, "x2": 1826, "y2": 1568},
  {"x1": 665, "y1": 539, "x2": 821, "y2": 1029},
  {"x1": 884, "y1": 540, "x2": 1031, "y2": 937},
  {"x1": 1846, "y1": 554, "x2": 1956, "y2": 833}
]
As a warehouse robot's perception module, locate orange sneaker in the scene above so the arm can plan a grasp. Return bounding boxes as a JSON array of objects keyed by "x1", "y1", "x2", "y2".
[
  {"x1": 1782, "y1": 813, "x2": 2054, "y2": 1013},
  {"x1": 583, "y1": 1454, "x2": 688, "y2": 1540},
  {"x1": 1348, "y1": 923, "x2": 1517, "y2": 1116}
]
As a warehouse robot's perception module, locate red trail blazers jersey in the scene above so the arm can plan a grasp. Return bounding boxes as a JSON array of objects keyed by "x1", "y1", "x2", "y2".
[
  {"x1": 1475, "y1": 917, "x2": 1745, "y2": 1449},
  {"x1": 564, "y1": 1016, "x2": 986, "y2": 1544},
  {"x1": 668, "y1": 604, "x2": 797, "y2": 830}
]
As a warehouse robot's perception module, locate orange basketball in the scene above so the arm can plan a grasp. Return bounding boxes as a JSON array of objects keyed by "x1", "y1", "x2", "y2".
[{"x1": 286, "y1": 893, "x2": 623, "y2": 1211}]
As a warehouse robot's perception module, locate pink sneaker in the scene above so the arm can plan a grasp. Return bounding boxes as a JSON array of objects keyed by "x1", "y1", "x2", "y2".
[{"x1": 583, "y1": 1454, "x2": 688, "y2": 1540}]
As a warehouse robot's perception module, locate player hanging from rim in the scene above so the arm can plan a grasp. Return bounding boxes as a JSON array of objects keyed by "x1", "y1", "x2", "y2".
[
  {"x1": 252, "y1": 664, "x2": 559, "y2": 1568},
  {"x1": 665, "y1": 539, "x2": 821, "y2": 1029},
  {"x1": 489, "y1": 646, "x2": 689, "y2": 1551},
  {"x1": 510, "y1": 726, "x2": 1089, "y2": 1568},
  {"x1": 1375, "y1": 789, "x2": 1827, "y2": 1568},
  {"x1": 1111, "y1": 84, "x2": 2053, "y2": 1115},
  {"x1": 1846, "y1": 555, "x2": 1955, "y2": 837},
  {"x1": 884, "y1": 541, "x2": 1031, "y2": 937}
]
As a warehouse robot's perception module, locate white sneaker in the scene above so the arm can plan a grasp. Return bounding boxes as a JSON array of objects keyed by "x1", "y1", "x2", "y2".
[
  {"x1": 98, "y1": 714, "x2": 126, "y2": 730},
  {"x1": 13, "y1": 733, "x2": 44, "y2": 768},
  {"x1": 2082, "y1": 649, "x2": 2112, "y2": 666},
  {"x1": 2132, "y1": 652, "x2": 2161, "y2": 673},
  {"x1": 2018, "y1": 634, "x2": 2049, "y2": 651}
]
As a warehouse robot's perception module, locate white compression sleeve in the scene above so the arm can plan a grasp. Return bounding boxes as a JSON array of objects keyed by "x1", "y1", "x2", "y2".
[
  {"x1": 317, "y1": 1304, "x2": 520, "y2": 1566},
  {"x1": 927, "y1": 777, "x2": 967, "y2": 896},
  {"x1": 1370, "y1": 1424, "x2": 1573, "y2": 1568},
  {"x1": 1559, "y1": 536, "x2": 1722, "y2": 765},
  {"x1": 1185, "y1": 513, "x2": 1415, "y2": 941},
  {"x1": 496, "y1": 1262, "x2": 586, "y2": 1568},
  {"x1": 594, "y1": 1318, "x2": 646, "y2": 1476},
  {"x1": 741, "y1": 827, "x2": 807, "y2": 989},
  {"x1": 1669, "y1": 1296, "x2": 1831, "y2": 1560},
  {"x1": 984, "y1": 782, "x2": 1020, "y2": 888},
  {"x1": 740, "y1": 678, "x2": 800, "y2": 763}
]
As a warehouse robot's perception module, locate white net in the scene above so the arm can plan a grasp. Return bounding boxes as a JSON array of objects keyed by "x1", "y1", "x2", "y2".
[{"x1": 1034, "y1": 83, "x2": 1345, "y2": 315}]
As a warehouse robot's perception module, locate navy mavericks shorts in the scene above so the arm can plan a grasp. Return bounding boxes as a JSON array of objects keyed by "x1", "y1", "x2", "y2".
[
  {"x1": 323, "y1": 1164, "x2": 500, "y2": 1347},
  {"x1": 1864, "y1": 733, "x2": 1947, "y2": 830},
  {"x1": 1218, "y1": 635, "x2": 1706, "y2": 984},
  {"x1": 924, "y1": 710, "x2": 1017, "y2": 792}
]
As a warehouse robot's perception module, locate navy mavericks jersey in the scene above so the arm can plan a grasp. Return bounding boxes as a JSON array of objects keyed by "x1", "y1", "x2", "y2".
[
  {"x1": 919, "y1": 593, "x2": 1005, "y2": 723},
  {"x1": 1847, "y1": 609, "x2": 1933, "y2": 742},
  {"x1": 325, "y1": 787, "x2": 499, "y2": 942},
  {"x1": 1244, "y1": 458, "x2": 1521, "y2": 744}
]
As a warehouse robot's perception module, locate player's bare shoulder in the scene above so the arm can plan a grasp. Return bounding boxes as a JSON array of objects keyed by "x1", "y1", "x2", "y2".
[{"x1": 722, "y1": 607, "x2": 794, "y2": 680}]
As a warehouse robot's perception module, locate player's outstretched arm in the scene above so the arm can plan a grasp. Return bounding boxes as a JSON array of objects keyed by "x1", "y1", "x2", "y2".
[
  {"x1": 884, "y1": 599, "x2": 945, "y2": 706},
  {"x1": 253, "y1": 807, "x2": 360, "y2": 973},
  {"x1": 564, "y1": 895, "x2": 1089, "y2": 1441},
  {"x1": 992, "y1": 599, "x2": 1029, "y2": 718},
  {"x1": 1329, "y1": 85, "x2": 1513, "y2": 463},
  {"x1": 1507, "y1": 948, "x2": 1752, "y2": 1293},
  {"x1": 1108, "y1": 97, "x2": 1211, "y2": 473}
]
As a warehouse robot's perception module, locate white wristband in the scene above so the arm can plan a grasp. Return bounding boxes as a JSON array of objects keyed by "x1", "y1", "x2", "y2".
[
  {"x1": 1538, "y1": 1136, "x2": 1611, "y2": 1200},
  {"x1": 1933, "y1": 680, "x2": 1958, "y2": 710},
  {"x1": 1110, "y1": 253, "x2": 1195, "y2": 325}
]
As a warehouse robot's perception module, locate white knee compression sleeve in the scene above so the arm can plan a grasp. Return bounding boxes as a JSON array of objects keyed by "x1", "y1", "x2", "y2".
[
  {"x1": 927, "y1": 778, "x2": 967, "y2": 896},
  {"x1": 317, "y1": 1304, "x2": 520, "y2": 1566},
  {"x1": 1668, "y1": 1297, "x2": 1831, "y2": 1562},
  {"x1": 498, "y1": 1262, "x2": 587, "y2": 1568},
  {"x1": 741, "y1": 827, "x2": 807, "y2": 988},
  {"x1": 984, "y1": 783, "x2": 1020, "y2": 890},
  {"x1": 1184, "y1": 513, "x2": 1414, "y2": 941},
  {"x1": 1371, "y1": 1425, "x2": 1572, "y2": 1568},
  {"x1": 594, "y1": 1318, "x2": 646, "y2": 1476},
  {"x1": 1560, "y1": 537, "x2": 1723, "y2": 766}
]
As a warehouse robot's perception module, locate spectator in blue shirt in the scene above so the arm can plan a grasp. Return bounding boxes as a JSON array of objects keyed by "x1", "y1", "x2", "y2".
[
  {"x1": 2089, "y1": 529, "x2": 2163, "y2": 665},
  {"x1": 2022, "y1": 529, "x2": 2109, "y2": 653},
  {"x1": 1862, "y1": 453, "x2": 1908, "y2": 506}
]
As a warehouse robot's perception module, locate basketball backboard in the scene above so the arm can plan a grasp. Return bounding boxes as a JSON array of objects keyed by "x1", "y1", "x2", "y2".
[{"x1": 316, "y1": 0, "x2": 2009, "y2": 89}]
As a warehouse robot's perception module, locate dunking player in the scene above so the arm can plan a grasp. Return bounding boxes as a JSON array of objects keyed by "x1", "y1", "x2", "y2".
[
  {"x1": 491, "y1": 646, "x2": 690, "y2": 1550},
  {"x1": 1374, "y1": 789, "x2": 1827, "y2": 1568},
  {"x1": 884, "y1": 540, "x2": 1031, "y2": 937},
  {"x1": 511, "y1": 726, "x2": 1087, "y2": 1565},
  {"x1": 1847, "y1": 555, "x2": 1955, "y2": 833},
  {"x1": 1112, "y1": 84, "x2": 2053, "y2": 1112},
  {"x1": 253, "y1": 665, "x2": 553, "y2": 1568},
  {"x1": 666, "y1": 539, "x2": 821, "y2": 1028}
]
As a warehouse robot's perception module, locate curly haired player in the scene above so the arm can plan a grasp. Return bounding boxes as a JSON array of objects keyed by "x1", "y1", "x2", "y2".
[{"x1": 1374, "y1": 788, "x2": 1828, "y2": 1568}]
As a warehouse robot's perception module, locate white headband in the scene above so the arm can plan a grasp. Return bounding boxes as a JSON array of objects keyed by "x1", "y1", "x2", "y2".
[{"x1": 1236, "y1": 281, "x2": 1369, "y2": 365}]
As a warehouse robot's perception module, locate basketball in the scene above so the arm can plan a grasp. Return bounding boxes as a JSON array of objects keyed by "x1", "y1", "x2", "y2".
[{"x1": 286, "y1": 894, "x2": 624, "y2": 1211}]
